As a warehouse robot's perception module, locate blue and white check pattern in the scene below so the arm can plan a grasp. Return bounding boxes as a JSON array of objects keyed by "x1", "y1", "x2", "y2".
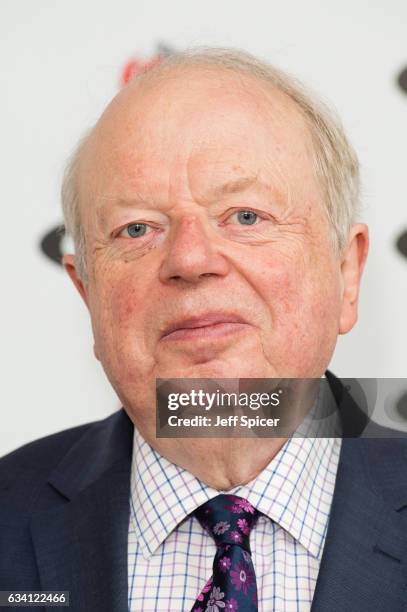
[{"x1": 128, "y1": 427, "x2": 341, "y2": 611}]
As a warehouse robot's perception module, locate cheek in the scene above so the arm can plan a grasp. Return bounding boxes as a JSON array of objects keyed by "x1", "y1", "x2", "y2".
[
  {"x1": 89, "y1": 269, "x2": 154, "y2": 369},
  {"x1": 254, "y1": 243, "x2": 340, "y2": 314},
  {"x1": 110, "y1": 284, "x2": 144, "y2": 327},
  {"x1": 241, "y1": 249, "x2": 342, "y2": 371},
  {"x1": 241, "y1": 249, "x2": 308, "y2": 313}
]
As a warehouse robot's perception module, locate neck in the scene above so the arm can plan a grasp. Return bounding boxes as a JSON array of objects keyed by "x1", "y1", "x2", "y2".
[{"x1": 144, "y1": 436, "x2": 288, "y2": 490}]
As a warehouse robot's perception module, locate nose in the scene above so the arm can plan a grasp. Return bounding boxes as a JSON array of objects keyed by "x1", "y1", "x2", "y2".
[{"x1": 159, "y1": 215, "x2": 230, "y2": 284}]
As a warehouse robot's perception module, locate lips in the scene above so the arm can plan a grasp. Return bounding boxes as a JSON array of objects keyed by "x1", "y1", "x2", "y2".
[{"x1": 161, "y1": 312, "x2": 249, "y2": 341}]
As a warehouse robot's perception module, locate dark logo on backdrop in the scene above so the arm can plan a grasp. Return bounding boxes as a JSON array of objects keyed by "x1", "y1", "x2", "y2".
[
  {"x1": 39, "y1": 44, "x2": 174, "y2": 267},
  {"x1": 392, "y1": 60, "x2": 407, "y2": 418},
  {"x1": 396, "y1": 65, "x2": 407, "y2": 259},
  {"x1": 40, "y1": 224, "x2": 65, "y2": 266},
  {"x1": 396, "y1": 230, "x2": 407, "y2": 259},
  {"x1": 397, "y1": 66, "x2": 407, "y2": 95}
]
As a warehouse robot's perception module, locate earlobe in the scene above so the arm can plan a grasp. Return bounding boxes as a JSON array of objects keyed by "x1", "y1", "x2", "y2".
[
  {"x1": 93, "y1": 342, "x2": 100, "y2": 361},
  {"x1": 62, "y1": 254, "x2": 90, "y2": 308},
  {"x1": 338, "y1": 224, "x2": 369, "y2": 335}
]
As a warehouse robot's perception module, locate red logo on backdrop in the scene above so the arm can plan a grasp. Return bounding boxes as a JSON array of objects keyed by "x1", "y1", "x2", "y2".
[{"x1": 120, "y1": 43, "x2": 174, "y2": 87}]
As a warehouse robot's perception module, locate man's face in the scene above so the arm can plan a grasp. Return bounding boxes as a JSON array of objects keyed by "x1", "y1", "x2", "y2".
[{"x1": 65, "y1": 67, "x2": 367, "y2": 435}]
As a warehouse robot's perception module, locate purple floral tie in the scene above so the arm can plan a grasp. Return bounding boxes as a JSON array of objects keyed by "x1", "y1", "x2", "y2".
[{"x1": 191, "y1": 494, "x2": 260, "y2": 612}]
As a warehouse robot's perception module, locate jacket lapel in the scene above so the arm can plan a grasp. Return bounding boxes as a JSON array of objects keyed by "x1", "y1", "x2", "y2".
[
  {"x1": 311, "y1": 436, "x2": 407, "y2": 611},
  {"x1": 30, "y1": 409, "x2": 133, "y2": 612}
]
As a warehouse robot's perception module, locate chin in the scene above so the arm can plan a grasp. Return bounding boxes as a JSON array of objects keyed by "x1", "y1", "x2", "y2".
[{"x1": 160, "y1": 359, "x2": 269, "y2": 381}]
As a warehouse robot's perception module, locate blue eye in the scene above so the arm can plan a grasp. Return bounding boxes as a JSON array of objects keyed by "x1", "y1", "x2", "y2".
[
  {"x1": 237, "y1": 211, "x2": 258, "y2": 225},
  {"x1": 126, "y1": 223, "x2": 148, "y2": 237}
]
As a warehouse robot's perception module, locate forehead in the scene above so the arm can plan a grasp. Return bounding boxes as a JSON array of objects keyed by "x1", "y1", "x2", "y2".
[{"x1": 78, "y1": 66, "x2": 319, "y2": 210}]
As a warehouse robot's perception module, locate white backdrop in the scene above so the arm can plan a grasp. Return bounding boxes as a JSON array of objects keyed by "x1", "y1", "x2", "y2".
[{"x1": 1, "y1": 0, "x2": 406, "y2": 456}]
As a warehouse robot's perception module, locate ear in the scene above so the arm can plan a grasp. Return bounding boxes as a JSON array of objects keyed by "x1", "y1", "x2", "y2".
[
  {"x1": 62, "y1": 254, "x2": 101, "y2": 361},
  {"x1": 339, "y1": 223, "x2": 369, "y2": 335},
  {"x1": 62, "y1": 254, "x2": 90, "y2": 309}
]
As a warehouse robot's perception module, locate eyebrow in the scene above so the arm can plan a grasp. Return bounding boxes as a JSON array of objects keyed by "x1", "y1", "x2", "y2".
[
  {"x1": 206, "y1": 175, "x2": 261, "y2": 199},
  {"x1": 95, "y1": 193, "x2": 150, "y2": 227}
]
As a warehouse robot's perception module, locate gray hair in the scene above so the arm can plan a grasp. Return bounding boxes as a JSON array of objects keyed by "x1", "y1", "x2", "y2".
[{"x1": 61, "y1": 47, "x2": 361, "y2": 283}]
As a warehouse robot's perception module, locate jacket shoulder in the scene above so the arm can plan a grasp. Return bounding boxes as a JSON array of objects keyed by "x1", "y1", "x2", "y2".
[
  {"x1": 0, "y1": 420, "x2": 99, "y2": 503},
  {"x1": 0, "y1": 412, "x2": 128, "y2": 589},
  {"x1": 1, "y1": 421, "x2": 95, "y2": 467}
]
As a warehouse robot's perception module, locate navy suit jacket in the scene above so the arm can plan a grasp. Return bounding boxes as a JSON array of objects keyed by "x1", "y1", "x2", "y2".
[{"x1": 1, "y1": 372, "x2": 407, "y2": 611}]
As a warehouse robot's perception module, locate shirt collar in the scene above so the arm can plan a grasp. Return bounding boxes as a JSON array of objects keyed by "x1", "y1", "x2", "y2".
[
  {"x1": 230, "y1": 436, "x2": 341, "y2": 560},
  {"x1": 130, "y1": 427, "x2": 219, "y2": 558}
]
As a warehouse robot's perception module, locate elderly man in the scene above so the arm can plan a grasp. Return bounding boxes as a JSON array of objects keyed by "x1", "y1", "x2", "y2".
[{"x1": 1, "y1": 48, "x2": 406, "y2": 612}]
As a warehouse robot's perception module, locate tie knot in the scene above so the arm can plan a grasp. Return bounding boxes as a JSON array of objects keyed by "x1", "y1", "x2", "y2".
[{"x1": 194, "y1": 494, "x2": 260, "y2": 553}]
